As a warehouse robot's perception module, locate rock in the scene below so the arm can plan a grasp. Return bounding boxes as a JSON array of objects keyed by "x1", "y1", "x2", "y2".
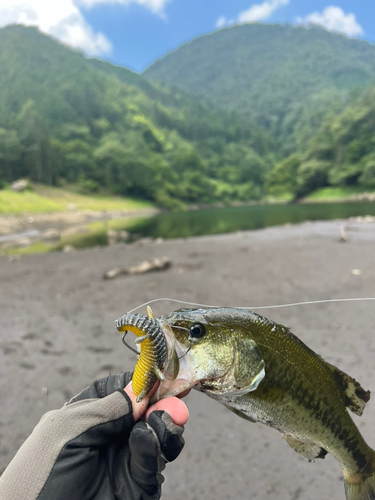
[
  {"x1": 107, "y1": 229, "x2": 130, "y2": 245},
  {"x1": 15, "y1": 237, "x2": 32, "y2": 248},
  {"x1": 11, "y1": 179, "x2": 30, "y2": 192},
  {"x1": 61, "y1": 226, "x2": 88, "y2": 237},
  {"x1": 63, "y1": 244, "x2": 75, "y2": 252},
  {"x1": 41, "y1": 228, "x2": 61, "y2": 242},
  {"x1": 351, "y1": 215, "x2": 375, "y2": 223},
  {"x1": 135, "y1": 237, "x2": 153, "y2": 246},
  {"x1": 118, "y1": 230, "x2": 130, "y2": 241},
  {"x1": 103, "y1": 256, "x2": 172, "y2": 280},
  {"x1": 355, "y1": 193, "x2": 375, "y2": 202}
]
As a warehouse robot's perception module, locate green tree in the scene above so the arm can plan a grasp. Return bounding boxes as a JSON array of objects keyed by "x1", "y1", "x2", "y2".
[
  {"x1": 16, "y1": 100, "x2": 52, "y2": 183},
  {"x1": 295, "y1": 160, "x2": 331, "y2": 198},
  {"x1": 265, "y1": 154, "x2": 301, "y2": 196},
  {"x1": 0, "y1": 128, "x2": 21, "y2": 182},
  {"x1": 359, "y1": 158, "x2": 375, "y2": 189}
]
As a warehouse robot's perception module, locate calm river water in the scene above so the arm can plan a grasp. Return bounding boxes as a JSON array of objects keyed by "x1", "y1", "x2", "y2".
[{"x1": 126, "y1": 201, "x2": 375, "y2": 239}]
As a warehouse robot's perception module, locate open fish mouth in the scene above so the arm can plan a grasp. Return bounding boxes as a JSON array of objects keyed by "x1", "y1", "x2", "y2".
[
  {"x1": 152, "y1": 324, "x2": 199, "y2": 402},
  {"x1": 152, "y1": 322, "x2": 266, "y2": 402}
]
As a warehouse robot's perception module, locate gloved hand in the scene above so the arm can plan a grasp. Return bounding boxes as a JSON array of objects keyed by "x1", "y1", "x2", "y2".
[{"x1": 0, "y1": 372, "x2": 187, "y2": 500}]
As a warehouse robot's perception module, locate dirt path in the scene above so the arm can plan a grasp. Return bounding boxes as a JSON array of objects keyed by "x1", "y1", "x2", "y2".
[{"x1": 1, "y1": 219, "x2": 375, "y2": 500}]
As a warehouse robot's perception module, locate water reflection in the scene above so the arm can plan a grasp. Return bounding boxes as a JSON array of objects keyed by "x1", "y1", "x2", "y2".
[{"x1": 125, "y1": 202, "x2": 375, "y2": 239}]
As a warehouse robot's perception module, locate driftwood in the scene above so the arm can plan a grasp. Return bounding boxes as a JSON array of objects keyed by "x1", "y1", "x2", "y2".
[{"x1": 103, "y1": 256, "x2": 172, "y2": 280}]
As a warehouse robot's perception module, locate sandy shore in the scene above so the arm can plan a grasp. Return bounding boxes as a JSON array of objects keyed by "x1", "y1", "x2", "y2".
[{"x1": 1, "y1": 218, "x2": 375, "y2": 500}]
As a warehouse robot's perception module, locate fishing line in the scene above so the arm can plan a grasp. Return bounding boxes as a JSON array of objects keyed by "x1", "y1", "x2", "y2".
[{"x1": 128, "y1": 297, "x2": 375, "y2": 314}]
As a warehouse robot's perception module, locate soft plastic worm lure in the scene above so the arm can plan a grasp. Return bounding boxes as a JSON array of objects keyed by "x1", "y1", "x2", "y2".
[{"x1": 115, "y1": 306, "x2": 167, "y2": 402}]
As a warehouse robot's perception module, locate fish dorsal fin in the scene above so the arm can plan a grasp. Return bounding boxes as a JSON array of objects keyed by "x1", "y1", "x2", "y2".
[
  {"x1": 327, "y1": 363, "x2": 370, "y2": 416},
  {"x1": 281, "y1": 435, "x2": 327, "y2": 462}
]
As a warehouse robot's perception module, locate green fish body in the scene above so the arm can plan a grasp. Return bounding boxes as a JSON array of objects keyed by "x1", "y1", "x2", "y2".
[{"x1": 158, "y1": 307, "x2": 375, "y2": 500}]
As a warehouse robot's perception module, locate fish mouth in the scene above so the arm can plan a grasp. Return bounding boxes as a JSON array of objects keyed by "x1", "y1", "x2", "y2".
[
  {"x1": 152, "y1": 319, "x2": 266, "y2": 403},
  {"x1": 151, "y1": 323, "x2": 199, "y2": 402}
]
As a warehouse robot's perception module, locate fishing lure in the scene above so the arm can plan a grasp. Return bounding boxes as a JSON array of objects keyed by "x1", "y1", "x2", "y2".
[{"x1": 115, "y1": 306, "x2": 167, "y2": 402}]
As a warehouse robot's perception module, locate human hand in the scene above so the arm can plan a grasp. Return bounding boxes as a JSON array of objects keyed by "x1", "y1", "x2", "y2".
[{"x1": 0, "y1": 372, "x2": 188, "y2": 500}]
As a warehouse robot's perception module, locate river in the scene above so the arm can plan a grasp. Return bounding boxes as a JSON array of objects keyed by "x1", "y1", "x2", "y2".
[{"x1": 124, "y1": 201, "x2": 375, "y2": 239}]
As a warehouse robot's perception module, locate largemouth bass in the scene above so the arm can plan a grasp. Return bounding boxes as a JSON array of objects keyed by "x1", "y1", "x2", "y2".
[{"x1": 154, "y1": 307, "x2": 375, "y2": 500}]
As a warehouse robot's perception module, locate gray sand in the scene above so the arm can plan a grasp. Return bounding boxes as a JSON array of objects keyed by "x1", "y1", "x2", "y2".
[{"x1": 1, "y1": 219, "x2": 375, "y2": 499}]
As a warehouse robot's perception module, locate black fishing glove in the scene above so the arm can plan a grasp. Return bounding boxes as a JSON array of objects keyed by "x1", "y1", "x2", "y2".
[{"x1": 0, "y1": 372, "x2": 185, "y2": 500}]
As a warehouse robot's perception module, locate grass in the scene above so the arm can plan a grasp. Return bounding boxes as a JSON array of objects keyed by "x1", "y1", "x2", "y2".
[
  {"x1": 304, "y1": 186, "x2": 375, "y2": 201},
  {"x1": 0, "y1": 190, "x2": 64, "y2": 214},
  {"x1": 6, "y1": 241, "x2": 53, "y2": 255},
  {"x1": 0, "y1": 184, "x2": 153, "y2": 215},
  {"x1": 263, "y1": 193, "x2": 293, "y2": 203}
]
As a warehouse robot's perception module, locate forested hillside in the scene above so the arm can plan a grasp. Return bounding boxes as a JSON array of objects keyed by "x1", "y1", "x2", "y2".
[
  {"x1": 144, "y1": 24, "x2": 375, "y2": 155},
  {"x1": 0, "y1": 25, "x2": 274, "y2": 208},
  {"x1": 267, "y1": 84, "x2": 375, "y2": 198},
  {"x1": 1, "y1": 24, "x2": 375, "y2": 208}
]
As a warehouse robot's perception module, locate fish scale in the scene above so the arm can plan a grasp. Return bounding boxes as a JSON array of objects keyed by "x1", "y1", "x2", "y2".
[{"x1": 157, "y1": 307, "x2": 375, "y2": 500}]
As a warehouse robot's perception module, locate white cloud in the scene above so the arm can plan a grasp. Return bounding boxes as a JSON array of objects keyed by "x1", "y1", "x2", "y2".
[
  {"x1": 0, "y1": 0, "x2": 170, "y2": 56},
  {"x1": 215, "y1": 16, "x2": 227, "y2": 29},
  {"x1": 0, "y1": 0, "x2": 112, "y2": 55},
  {"x1": 238, "y1": 0, "x2": 289, "y2": 23},
  {"x1": 216, "y1": 0, "x2": 289, "y2": 29},
  {"x1": 78, "y1": 0, "x2": 169, "y2": 15},
  {"x1": 297, "y1": 6, "x2": 363, "y2": 37}
]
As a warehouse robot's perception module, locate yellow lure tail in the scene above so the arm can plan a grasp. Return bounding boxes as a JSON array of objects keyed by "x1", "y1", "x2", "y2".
[{"x1": 116, "y1": 307, "x2": 167, "y2": 402}]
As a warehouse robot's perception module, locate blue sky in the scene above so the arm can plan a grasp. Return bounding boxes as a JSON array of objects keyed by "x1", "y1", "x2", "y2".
[{"x1": 1, "y1": 1, "x2": 374, "y2": 73}]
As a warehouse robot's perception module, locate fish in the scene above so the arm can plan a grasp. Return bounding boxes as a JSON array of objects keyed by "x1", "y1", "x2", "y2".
[
  {"x1": 116, "y1": 306, "x2": 167, "y2": 402},
  {"x1": 153, "y1": 307, "x2": 375, "y2": 500}
]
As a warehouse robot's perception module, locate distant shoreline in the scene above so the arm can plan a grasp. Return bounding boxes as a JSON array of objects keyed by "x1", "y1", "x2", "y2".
[{"x1": 0, "y1": 207, "x2": 160, "y2": 237}]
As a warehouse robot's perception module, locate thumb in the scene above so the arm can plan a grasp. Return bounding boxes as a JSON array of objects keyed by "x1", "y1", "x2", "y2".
[{"x1": 124, "y1": 380, "x2": 159, "y2": 421}]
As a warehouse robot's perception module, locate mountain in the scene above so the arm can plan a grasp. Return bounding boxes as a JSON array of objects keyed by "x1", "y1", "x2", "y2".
[
  {"x1": 0, "y1": 25, "x2": 273, "y2": 207},
  {"x1": 144, "y1": 24, "x2": 375, "y2": 154},
  {"x1": 266, "y1": 83, "x2": 375, "y2": 198}
]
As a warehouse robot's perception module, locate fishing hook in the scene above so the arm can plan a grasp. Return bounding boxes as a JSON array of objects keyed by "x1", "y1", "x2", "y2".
[{"x1": 121, "y1": 331, "x2": 140, "y2": 356}]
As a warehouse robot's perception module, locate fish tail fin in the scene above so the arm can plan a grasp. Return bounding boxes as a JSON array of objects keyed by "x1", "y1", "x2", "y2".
[
  {"x1": 344, "y1": 475, "x2": 375, "y2": 500},
  {"x1": 344, "y1": 460, "x2": 375, "y2": 500}
]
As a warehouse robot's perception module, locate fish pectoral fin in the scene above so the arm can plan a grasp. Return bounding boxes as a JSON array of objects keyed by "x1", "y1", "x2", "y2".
[
  {"x1": 327, "y1": 363, "x2": 370, "y2": 416},
  {"x1": 281, "y1": 435, "x2": 327, "y2": 462},
  {"x1": 224, "y1": 404, "x2": 257, "y2": 422}
]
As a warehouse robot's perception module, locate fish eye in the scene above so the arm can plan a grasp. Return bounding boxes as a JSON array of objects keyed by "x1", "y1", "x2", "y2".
[{"x1": 189, "y1": 323, "x2": 206, "y2": 339}]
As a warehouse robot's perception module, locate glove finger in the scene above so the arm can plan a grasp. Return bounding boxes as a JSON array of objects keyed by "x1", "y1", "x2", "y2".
[
  {"x1": 146, "y1": 410, "x2": 185, "y2": 462},
  {"x1": 68, "y1": 372, "x2": 132, "y2": 404},
  {"x1": 129, "y1": 421, "x2": 166, "y2": 495}
]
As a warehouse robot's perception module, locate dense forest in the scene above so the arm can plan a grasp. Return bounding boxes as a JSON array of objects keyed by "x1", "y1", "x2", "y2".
[
  {"x1": 0, "y1": 25, "x2": 274, "y2": 208},
  {"x1": 145, "y1": 23, "x2": 375, "y2": 156},
  {"x1": 267, "y1": 84, "x2": 375, "y2": 198},
  {"x1": 1, "y1": 23, "x2": 375, "y2": 207}
]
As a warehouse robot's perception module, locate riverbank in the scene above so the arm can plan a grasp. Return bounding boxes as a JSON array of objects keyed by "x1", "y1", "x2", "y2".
[
  {"x1": 1, "y1": 218, "x2": 375, "y2": 500},
  {"x1": 3, "y1": 198, "x2": 375, "y2": 255},
  {"x1": 302, "y1": 186, "x2": 375, "y2": 203},
  {"x1": 2, "y1": 184, "x2": 375, "y2": 255}
]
